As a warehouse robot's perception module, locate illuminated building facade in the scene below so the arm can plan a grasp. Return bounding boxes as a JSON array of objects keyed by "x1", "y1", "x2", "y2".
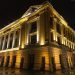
[{"x1": 0, "y1": 2, "x2": 75, "y2": 71}]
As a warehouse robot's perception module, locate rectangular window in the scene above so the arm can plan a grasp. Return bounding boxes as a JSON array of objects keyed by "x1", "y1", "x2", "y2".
[
  {"x1": 29, "y1": 21, "x2": 37, "y2": 45},
  {"x1": 0, "y1": 37, "x2": 4, "y2": 50},
  {"x1": 4, "y1": 35, "x2": 8, "y2": 50},
  {"x1": 8, "y1": 33, "x2": 13, "y2": 49},
  {"x1": 56, "y1": 23, "x2": 61, "y2": 34},
  {"x1": 50, "y1": 17, "x2": 53, "y2": 29},
  {"x1": 31, "y1": 35, "x2": 37, "y2": 44},
  {"x1": 30, "y1": 22, "x2": 37, "y2": 33},
  {"x1": 63, "y1": 26, "x2": 67, "y2": 37},
  {"x1": 50, "y1": 32, "x2": 54, "y2": 42},
  {"x1": 0, "y1": 38, "x2": 2, "y2": 50},
  {"x1": 57, "y1": 36, "x2": 61, "y2": 45},
  {"x1": 14, "y1": 30, "x2": 19, "y2": 48}
]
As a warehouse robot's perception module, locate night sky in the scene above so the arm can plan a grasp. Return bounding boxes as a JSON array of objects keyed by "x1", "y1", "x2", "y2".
[{"x1": 0, "y1": 0, "x2": 75, "y2": 30}]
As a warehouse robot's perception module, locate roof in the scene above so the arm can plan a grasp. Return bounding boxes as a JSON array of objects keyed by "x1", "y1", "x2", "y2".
[
  {"x1": 21, "y1": 5, "x2": 42, "y2": 18},
  {"x1": 0, "y1": 1, "x2": 75, "y2": 35}
]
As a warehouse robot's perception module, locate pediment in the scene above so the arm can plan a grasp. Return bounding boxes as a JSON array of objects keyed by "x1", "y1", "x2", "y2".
[{"x1": 21, "y1": 5, "x2": 42, "y2": 18}]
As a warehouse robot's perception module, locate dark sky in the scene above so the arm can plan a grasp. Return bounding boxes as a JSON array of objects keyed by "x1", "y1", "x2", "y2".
[{"x1": 0, "y1": 0, "x2": 75, "y2": 30}]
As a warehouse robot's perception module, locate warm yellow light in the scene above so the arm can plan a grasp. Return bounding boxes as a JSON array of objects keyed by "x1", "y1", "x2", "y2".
[
  {"x1": 20, "y1": 17, "x2": 28, "y2": 23},
  {"x1": 52, "y1": 48, "x2": 61, "y2": 70},
  {"x1": 37, "y1": 31, "x2": 39, "y2": 43},
  {"x1": 60, "y1": 18, "x2": 68, "y2": 27},
  {"x1": 21, "y1": 45, "x2": 25, "y2": 49},
  {"x1": 26, "y1": 35, "x2": 29, "y2": 45},
  {"x1": 40, "y1": 36, "x2": 45, "y2": 45},
  {"x1": 0, "y1": 48, "x2": 19, "y2": 53},
  {"x1": 61, "y1": 38, "x2": 64, "y2": 44},
  {"x1": 53, "y1": 32, "x2": 56, "y2": 41},
  {"x1": 73, "y1": 44, "x2": 74, "y2": 49},
  {"x1": 40, "y1": 40, "x2": 45, "y2": 45}
]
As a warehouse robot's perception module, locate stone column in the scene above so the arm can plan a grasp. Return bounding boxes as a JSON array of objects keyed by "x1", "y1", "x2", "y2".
[
  {"x1": 2, "y1": 36, "x2": 6, "y2": 50},
  {"x1": 39, "y1": 11, "x2": 46, "y2": 45},
  {"x1": 53, "y1": 17, "x2": 57, "y2": 41},
  {"x1": 19, "y1": 28, "x2": 21, "y2": 47},
  {"x1": 21, "y1": 25, "x2": 25, "y2": 48},
  {"x1": 25, "y1": 23, "x2": 30, "y2": 45},
  {"x1": 37, "y1": 19, "x2": 40, "y2": 44},
  {"x1": 7, "y1": 33, "x2": 10, "y2": 49},
  {"x1": 0, "y1": 37, "x2": 3, "y2": 50},
  {"x1": 12, "y1": 31, "x2": 16, "y2": 48},
  {"x1": 0, "y1": 38, "x2": 1, "y2": 50}
]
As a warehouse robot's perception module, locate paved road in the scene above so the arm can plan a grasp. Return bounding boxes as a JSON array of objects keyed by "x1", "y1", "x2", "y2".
[{"x1": 0, "y1": 68, "x2": 74, "y2": 75}]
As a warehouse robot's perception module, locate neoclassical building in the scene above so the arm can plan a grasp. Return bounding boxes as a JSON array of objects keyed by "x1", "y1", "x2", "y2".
[{"x1": 0, "y1": 1, "x2": 75, "y2": 71}]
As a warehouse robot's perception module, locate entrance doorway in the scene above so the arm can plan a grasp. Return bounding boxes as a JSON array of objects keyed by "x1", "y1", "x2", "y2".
[
  {"x1": 28, "y1": 54, "x2": 35, "y2": 70},
  {"x1": 5, "y1": 56, "x2": 10, "y2": 67},
  {"x1": 40, "y1": 56, "x2": 45, "y2": 71},
  {"x1": 20, "y1": 57, "x2": 24, "y2": 69},
  {"x1": 11, "y1": 56, "x2": 16, "y2": 68},
  {"x1": 0, "y1": 56, "x2": 4, "y2": 67},
  {"x1": 51, "y1": 57, "x2": 56, "y2": 72},
  {"x1": 59, "y1": 54, "x2": 64, "y2": 70}
]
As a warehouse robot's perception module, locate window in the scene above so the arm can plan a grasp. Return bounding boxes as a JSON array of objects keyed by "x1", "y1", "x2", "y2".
[
  {"x1": 63, "y1": 26, "x2": 66, "y2": 37},
  {"x1": 67, "y1": 29, "x2": 69, "y2": 39},
  {"x1": 0, "y1": 38, "x2": 2, "y2": 50},
  {"x1": 50, "y1": 32, "x2": 54, "y2": 42},
  {"x1": 30, "y1": 22, "x2": 37, "y2": 33},
  {"x1": 57, "y1": 36, "x2": 61, "y2": 45},
  {"x1": 50, "y1": 17, "x2": 53, "y2": 29},
  {"x1": 14, "y1": 30, "x2": 19, "y2": 48},
  {"x1": 29, "y1": 21, "x2": 37, "y2": 45},
  {"x1": 30, "y1": 35, "x2": 37, "y2": 44},
  {"x1": 8, "y1": 33, "x2": 13, "y2": 49},
  {"x1": 4, "y1": 35, "x2": 8, "y2": 50},
  {"x1": 56, "y1": 23, "x2": 61, "y2": 34},
  {"x1": 0, "y1": 37, "x2": 4, "y2": 50}
]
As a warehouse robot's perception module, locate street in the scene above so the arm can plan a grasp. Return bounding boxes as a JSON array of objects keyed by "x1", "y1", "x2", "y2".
[{"x1": 0, "y1": 68, "x2": 74, "y2": 75}]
